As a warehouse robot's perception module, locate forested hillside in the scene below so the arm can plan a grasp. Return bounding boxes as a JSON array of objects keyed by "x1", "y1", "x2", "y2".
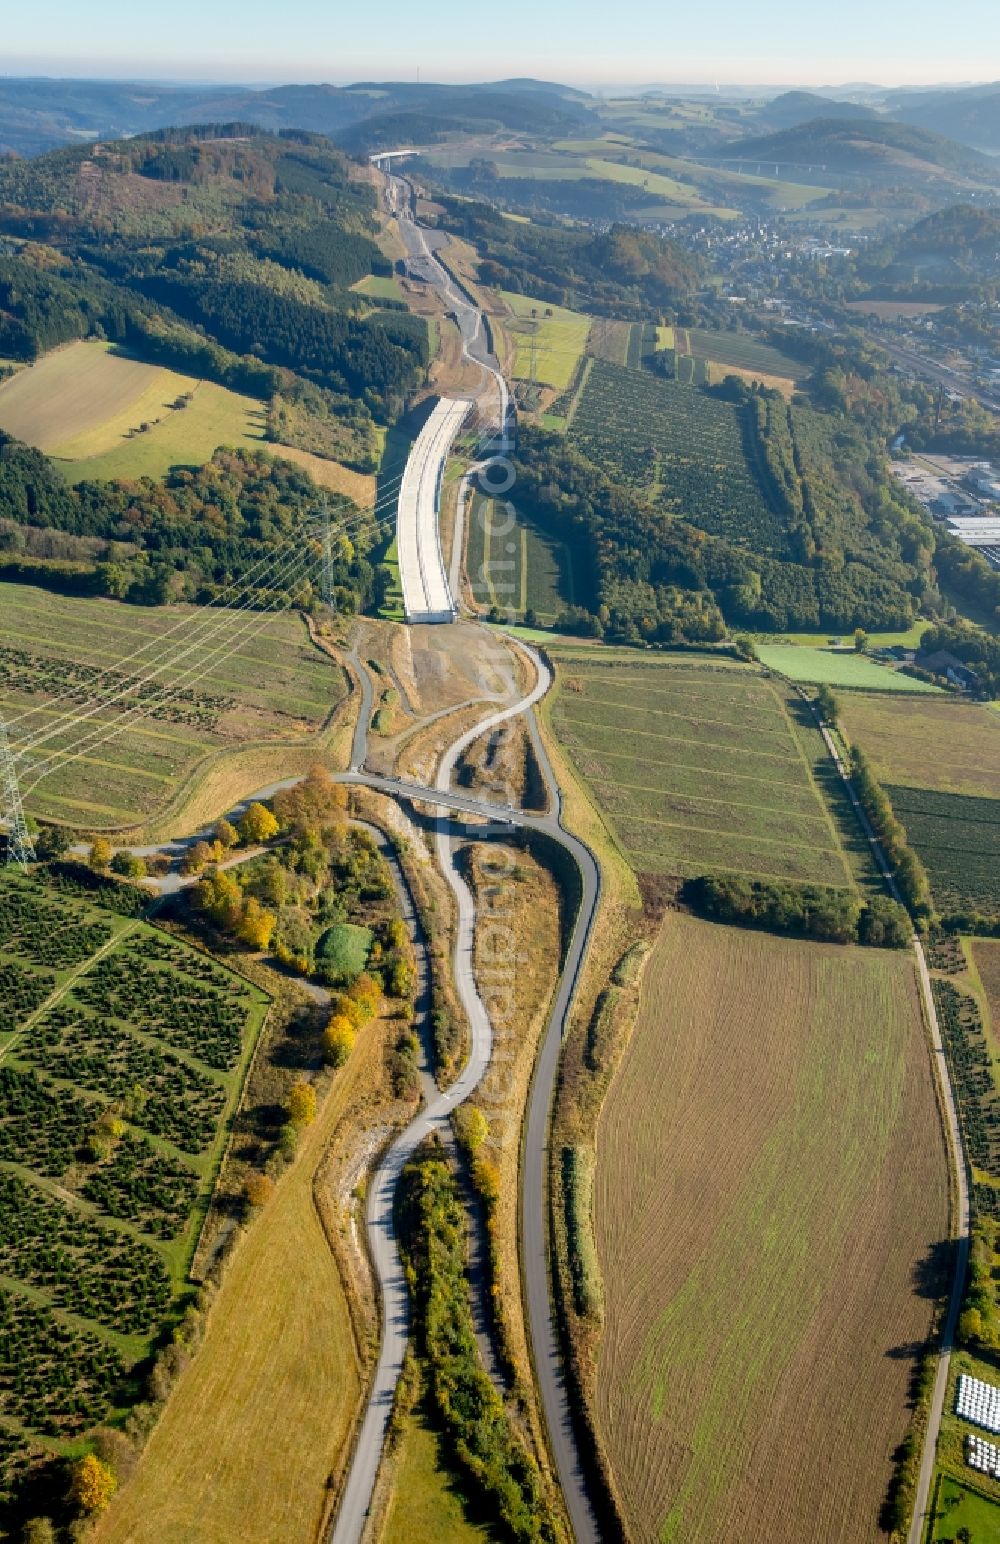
[
  {"x1": 435, "y1": 197, "x2": 702, "y2": 318},
  {"x1": 511, "y1": 364, "x2": 956, "y2": 642},
  {"x1": 0, "y1": 128, "x2": 427, "y2": 434},
  {"x1": 0, "y1": 436, "x2": 382, "y2": 612}
]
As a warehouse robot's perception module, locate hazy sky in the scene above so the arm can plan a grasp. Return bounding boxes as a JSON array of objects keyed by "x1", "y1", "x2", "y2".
[{"x1": 3, "y1": 0, "x2": 999, "y2": 88}]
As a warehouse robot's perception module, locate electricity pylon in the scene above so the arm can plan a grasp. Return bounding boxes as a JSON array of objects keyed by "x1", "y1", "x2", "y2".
[
  {"x1": 0, "y1": 715, "x2": 35, "y2": 867},
  {"x1": 321, "y1": 500, "x2": 336, "y2": 612}
]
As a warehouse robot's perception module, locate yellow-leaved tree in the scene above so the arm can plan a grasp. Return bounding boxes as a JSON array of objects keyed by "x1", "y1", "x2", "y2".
[
  {"x1": 238, "y1": 801, "x2": 279, "y2": 845},
  {"x1": 236, "y1": 896, "x2": 277, "y2": 951},
  {"x1": 287, "y1": 1079, "x2": 317, "y2": 1127},
  {"x1": 323, "y1": 1014, "x2": 356, "y2": 1068},
  {"x1": 88, "y1": 837, "x2": 113, "y2": 873},
  {"x1": 70, "y1": 1453, "x2": 117, "y2": 1514}
]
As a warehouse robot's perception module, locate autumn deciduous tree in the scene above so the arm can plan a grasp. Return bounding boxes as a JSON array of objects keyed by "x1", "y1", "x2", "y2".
[
  {"x1": 473, "y1": 1155, "x2": 501, "y2": 1205},
  {"x1": 959, "y1": 1307, "x2": 984, "y2": 1346},
  {"x1": 22, "y1": 1520, "x2": 56, "y2": 1544},
  {"x1": 244, "y1": 1172, "x2": 275, "y2": 1209},
  {"x1": 195, "y1": 869, "x2": 243, "y2": 928},
  {"x1": 182, "y1": 839, "x2": 219, "y2": 875},
  {"x1": 271, "y1": 766, "x2": 346, "y2": 835},
  {"x1": 215, "y1": 818, "x2": 239, "y2": 850},
  {"x1": 287, "y1": 1080, "x2": 317, "y2": 1127},
  {"x1": 346, "y1": 972, "x2": 380, "y2": 1023},
  {"x1": 389, "y1": 958, "x2": 415, "y2": 998},
  {"x1": 111, "y1": 851, "x2": 147, "y2": 879},
  {"x1": 454, "y1": 1104, "x2": 488, "y2": 1154},
  {"x1": 88, "y1": 837, "x2": 113, "y2": 872},
  {"x1": 238, "y1": 802, "x2": 279, "y2": 845},
  {"x1": 236, "y1": 896, "x2": 277, "y2": 951},
  {"x1": 70, "y1": 1453, "x2": 117, "y2": 1514},
  {"x1": 323, "y1": 1014, "x2": 356, "y2": 1067}
]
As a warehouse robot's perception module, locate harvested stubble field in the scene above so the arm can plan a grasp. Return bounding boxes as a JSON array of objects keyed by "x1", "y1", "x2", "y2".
[
  {"x1": 838, "y1": 694, "x2": 1000, "y2": 801},
  {"x1": 0, "y1": 584, "x2": 346, "y2": 828},
  {"x1": 594, "y1": 911, "x2": 948, "y2": 1544},
  {"x1": 549, "y1": 653, "x2": 865, "y2": 887}
]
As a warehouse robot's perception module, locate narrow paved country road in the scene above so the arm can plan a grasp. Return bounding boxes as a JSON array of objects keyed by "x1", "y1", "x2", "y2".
[
  {"x1": 330, "y1": 633, "x2": 601, "y2": 1544},
  {"x1": 805, "y1": 696, "x2": 970, "y2": 1542}
]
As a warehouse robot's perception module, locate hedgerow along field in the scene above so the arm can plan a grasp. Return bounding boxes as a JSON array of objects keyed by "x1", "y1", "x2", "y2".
[
  {"x1": 569, "y1": 358, "x2": 788, "y2": 553},
  {"x1": 0, "y1": 869, "x2": 268, "y2": 1508},
  {"x1": 0, "y1": 340, "x2": 266, "y2": 482},
  {"x1": 465, "y1": 493, "x2": 577, "y2": 622},
  {"x1": 548, "y1": 651, "x2": 872, "y2": 889},
  {"x1": 594, "y1": 911, "x2": 948, "y2": 1544},
  {"x1": 0, "y1": 583, "x2": 346, "y2": 830}
]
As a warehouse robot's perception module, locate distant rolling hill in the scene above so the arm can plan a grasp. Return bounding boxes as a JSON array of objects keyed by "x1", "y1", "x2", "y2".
[
  {"x1": 756, "y1": 90, "x2": 879, "y2": 129},
  {"x1": 721, "y1": 117, "x2": 1000, "y2": 182},
  {"x1": 0, "y1": 77, "x2": 596, "y2": 158},
  {"x1": 884, "y1": 81, "x2": 1000, "y2": 154}
]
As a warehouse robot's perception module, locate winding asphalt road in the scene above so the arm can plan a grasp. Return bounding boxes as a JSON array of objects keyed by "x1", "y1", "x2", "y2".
[{"x1": 329, "y1": 632, "x2": 600, "y2": 1543}]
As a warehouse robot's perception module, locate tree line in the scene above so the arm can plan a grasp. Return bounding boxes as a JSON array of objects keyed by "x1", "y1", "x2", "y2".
[{"x1": 683, "y1": 874, "x2": 912, "y2": 948}]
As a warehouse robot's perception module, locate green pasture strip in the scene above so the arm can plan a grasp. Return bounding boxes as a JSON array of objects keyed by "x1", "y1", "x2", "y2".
[{"x1": 757, "y1": 644, "x2": 941, "y2": 692}]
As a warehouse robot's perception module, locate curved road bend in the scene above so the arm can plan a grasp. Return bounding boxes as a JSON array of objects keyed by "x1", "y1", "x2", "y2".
[
  {"x1": 330, "y1": 636, "x2": 601, "y2": 1544},
  {"x1": 805, "y1": 700, "x2": 970, "y2": 1542}
]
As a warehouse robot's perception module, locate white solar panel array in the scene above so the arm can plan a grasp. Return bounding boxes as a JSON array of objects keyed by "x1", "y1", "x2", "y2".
[{"x1": 956, "y1": 1373, "x2": 1000, "y2": 1435}]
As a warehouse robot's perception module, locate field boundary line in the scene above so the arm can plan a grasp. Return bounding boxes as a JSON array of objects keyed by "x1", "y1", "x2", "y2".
[{"x1": 780, "y1": 681, "x2": 857, "y2": 889}]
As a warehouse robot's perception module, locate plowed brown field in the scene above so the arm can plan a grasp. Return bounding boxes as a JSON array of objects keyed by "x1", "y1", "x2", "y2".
[{"x1": 594, "y1": 913, "x2": 949, "y2": 1544}]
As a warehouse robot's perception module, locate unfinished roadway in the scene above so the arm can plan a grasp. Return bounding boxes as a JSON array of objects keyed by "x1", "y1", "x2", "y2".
[{"x1": 396, "y1": 396, "x2": 468, "y2": 622}]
